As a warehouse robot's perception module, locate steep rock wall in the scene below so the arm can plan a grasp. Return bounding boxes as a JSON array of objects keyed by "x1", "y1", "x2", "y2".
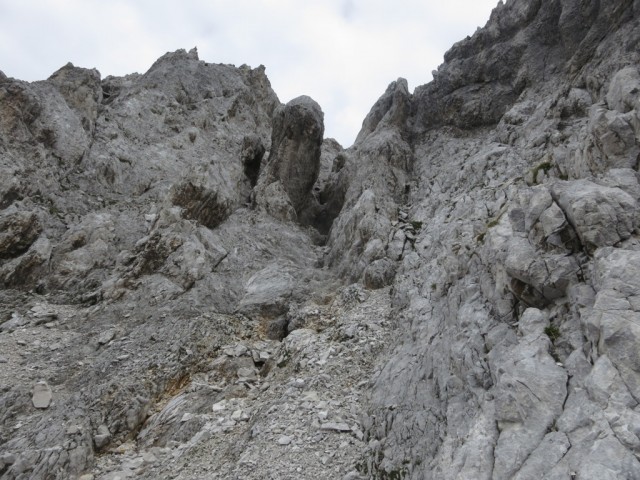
[
  {"x1": 351, "y1": 0, "x2": 640, "y2": 478},
  {"x1": 1, "y1": 1, "x2": 640, "y2": 479}
]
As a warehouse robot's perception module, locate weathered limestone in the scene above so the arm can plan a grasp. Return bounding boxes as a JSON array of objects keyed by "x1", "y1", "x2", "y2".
[
  {"x1": 551, "y1": 180, "x2": 638, "y2": 253},
  {"x1": 0, "y1": 209, "x2": 41, "y2": 259},
  {"x1": 255, "y1": 95, "x2": 324, "y2": 220},
  {"x1": 2, "y1": 1, "x2": 640, "y2": 479}
]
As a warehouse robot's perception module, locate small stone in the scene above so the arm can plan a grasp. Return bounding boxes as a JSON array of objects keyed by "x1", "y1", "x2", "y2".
[
  {"x1": 0, "y1": 356, "x2": 7, "y2": 363},
  {"x1": 343, "y1": 471, "x2": 360, "y2": 480},
  {"x1": 212, "y1": 400, "x2": 226, "y2": 412},
  {"x1": 320, "y1": 422, "x2": 351, "y2": 432},
  {"x1": 142, "y1": 452, "x2": 157, "y2": 465},
  {"x1": 105, "y1": 471, "x2": 129, "y2": 480},
  {"x1": 49, "y1": 342, "x2": 62, "y2": 351},
  {"x1": 302, "y1": 390, "x2": 319, "y2": 402},
  {"x1": 124, "y1": 457, "x2": 144, "y2": 470},
  {"x1": 0, "y1": 313, "x2": 29, "y2": 333},
  {"x1": 98, "y1": 329, "x2": 116, "y2": 345},
  {"x1": 66, "y1": 425, "x2": 81, "y2": 435},
  {"x1": 93, "y1": 424, "x2": 111, "y2": 449},
  {"x1": 180, "y1": 413, "x2": 194, "y2": 422},
  {"x1": 278, "y1": 435, "x2": 292, "y2": 445},
  {"x1": 32, "y1": 381, "x2": 52, "y2": 409},
  {"x1": 231, "y1": 409, "x2": 243, "y2": 421},
  {"x1": 259, "y1": 351, "x2": 270, "y2": 361},
  {"x1": 221, "y1": 419, "x2": 236, "y2": 429},
  {"x1": 78, "y1": 475, "x2": 94, "y2": 480},
  {"x1": 234, "y1": 345, "x2": 248, "y2": 356},
  {"x1": 237, "y1": 367, "x2": 257, "y2": 380},
  {"x1": 93, "y1": 434, "x2": 110, "y2": 449},
  {"x1": 1, "y1": 453, "x2": 16, "y2": 465}
]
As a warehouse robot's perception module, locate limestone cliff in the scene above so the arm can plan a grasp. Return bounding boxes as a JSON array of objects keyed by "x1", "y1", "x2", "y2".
[{"x1": 2, "y1": 1, "x2": 640, "y2": 479}]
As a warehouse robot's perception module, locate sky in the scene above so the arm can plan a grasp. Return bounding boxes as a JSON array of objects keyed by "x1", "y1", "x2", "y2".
[{"x1": 0, "y1": 0, "x2": 499, "y2": 147}]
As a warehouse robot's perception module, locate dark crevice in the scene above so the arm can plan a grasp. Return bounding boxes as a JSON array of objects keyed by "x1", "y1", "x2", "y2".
[
  {"x1": 0, "y1": 186, "x2": 22, "y2": 210},
  {"x1": 101, "y1": 83, "x2": 120, "y2": 105},
  {"x1": 241, "y1": 136, "x2": 265, "y2": 188},
  {"x1": 171, "y1": 182, "x2": 230, "y2": 229},
  {"x1": 297, "y1": 175, "x2": 347, "y2": 243},
  {"x1": 562, "y1": 372, "x2": 571, "y2": 410}
]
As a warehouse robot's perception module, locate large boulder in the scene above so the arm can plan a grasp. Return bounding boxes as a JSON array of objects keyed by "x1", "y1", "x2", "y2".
[
  {"x1": 256, "y1": 96, "x2": 324, "y2": 219},
  {"x1": 0, "y1": 209, "x2": 41, "y2": 259},
  {"x1": 551, "y1": 180, "x2": 638, "y2": 253}
]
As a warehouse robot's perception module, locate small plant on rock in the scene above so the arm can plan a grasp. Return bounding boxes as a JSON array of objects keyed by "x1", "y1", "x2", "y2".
[
  {"x1": 487, "y1": 218, "x2": 499, "y2": 229},
  {"x1": 544, "y1": 324, "x2": 561, "y2": 343},
  {"x1": 531, "y1": 161, "x2": 553, "y2": 184}
]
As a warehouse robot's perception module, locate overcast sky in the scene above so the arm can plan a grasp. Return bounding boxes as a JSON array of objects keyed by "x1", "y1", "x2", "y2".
[{"x1": 0, "y1": 0, "x2": 498, "y2": 146}]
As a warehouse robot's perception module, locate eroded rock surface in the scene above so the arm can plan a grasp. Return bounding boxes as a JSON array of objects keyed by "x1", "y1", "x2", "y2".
[
  {"x1": 255, "y1": 95, "x2": 325, "y2": 222},
  {"x1": 2, "y1": 1, "x2": 640, "y2": 479}
]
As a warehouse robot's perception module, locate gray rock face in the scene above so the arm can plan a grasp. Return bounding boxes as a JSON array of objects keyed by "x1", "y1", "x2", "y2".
[
  {"x1": 2, "y1": 1, "x2": 640, "y2": 479},
  {"x1": 354, "y1": 1, "x2": 640, "y2": 479},
  {"x1": 255, "y1": 95, "x2": 324, "y2": 220},
  {"x1": 0, "y1": 210, "x2": 41, "y2": 259},
  {"x1": 551, "y1": 180, "x2": 638, "y2": 253},
  {"x1": 325, "y1": 78, "x2": 412, "y2": 283},
  {"x1": 0, "y1": 48, "x2": 326, "y2": 480}
]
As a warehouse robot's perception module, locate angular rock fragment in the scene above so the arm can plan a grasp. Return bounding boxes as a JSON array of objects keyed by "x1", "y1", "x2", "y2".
[
  {"x1": 320, "y1": 422, "x2": 351, "y2": 432},
  {"x1": 98, "y1": 329, "x2": 116, "y2": 345},
  {"x1": 32, "y1": 381, "x2": 52, "y2": 409},
  {"x1": 93, "y1": 424, "x2": 111, "y2": 449}
]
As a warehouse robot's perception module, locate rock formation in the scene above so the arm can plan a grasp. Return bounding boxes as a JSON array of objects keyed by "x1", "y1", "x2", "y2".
[
  {"x1": 255, "y1": 95, "x2": 324, "y2": 222},
  {"x1": 2, "y1": 1, "x2": 640, "y2": 479}
]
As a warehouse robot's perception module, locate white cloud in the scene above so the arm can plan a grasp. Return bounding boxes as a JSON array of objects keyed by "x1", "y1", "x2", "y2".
[{"x1": 0, "y1": 0, "x2": 498, "y2": 146}]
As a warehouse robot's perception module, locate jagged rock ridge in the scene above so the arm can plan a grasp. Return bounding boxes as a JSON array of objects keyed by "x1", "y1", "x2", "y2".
[{"x1": 1, "y1": 1, "x2": 640, "y2": 479}]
